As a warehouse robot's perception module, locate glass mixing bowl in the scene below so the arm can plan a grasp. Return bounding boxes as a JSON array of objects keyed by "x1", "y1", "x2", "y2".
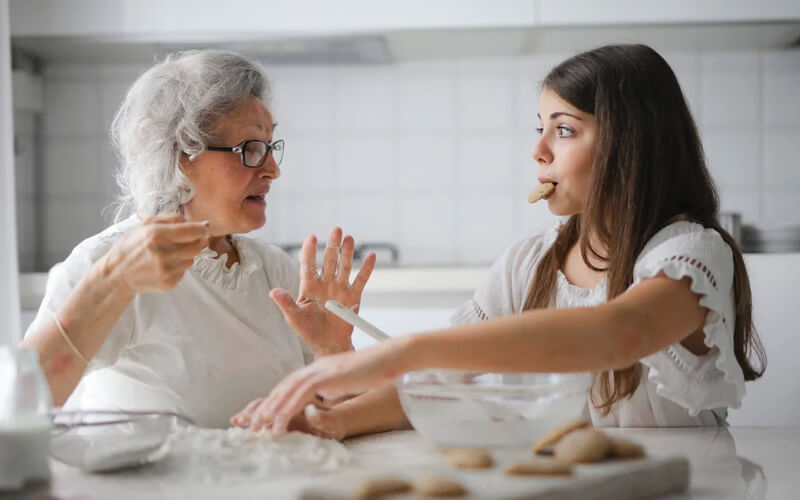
[
  {"x1": 396, "y1": 370, "x2": 591, "y2": 447},
  {"x1": 49, "y1": 410, "x2": 193, "y2": 472}
]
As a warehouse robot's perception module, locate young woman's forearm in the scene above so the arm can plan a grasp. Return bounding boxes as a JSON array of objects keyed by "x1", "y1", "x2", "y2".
[
  {"x1": 401, "y1": 277, "x2": 704, "y2": 375},
  {"x1": 401, "y1": 305, "x2": 644, "y2": 375},
  {"x1": 19, "y1": 254, "x2": 135, "y2": 406},
  {"x1": 333, "y1": 384, "x2": 411, "y2": 438}
]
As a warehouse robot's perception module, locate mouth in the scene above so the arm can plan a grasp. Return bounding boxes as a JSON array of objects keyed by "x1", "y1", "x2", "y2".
[
  {"x1": 538, "y1": 179, "x2": 558, "y2": 198},
  {"x1": 244, "y1": 187, "x2": 270, "y2": 204}
]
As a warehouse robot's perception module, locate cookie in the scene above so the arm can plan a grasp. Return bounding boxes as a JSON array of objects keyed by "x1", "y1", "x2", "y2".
[
  {"x1": 354, "y1": 477, "x2": 412, "y2": 500},
  {"x1": 531, "y1": 418, "x2": 591, "y2": 455},
  {"x1": 527, "y1": 182, "x2": 555, "y2": 204},
  {"x1": 505, "y1": 458, "x2": 572, "y2": 476},
  {"x1": 442, "y1": 448, "x2": 493, "y2": 469},
  {"x1": 413, "y1": 475, "x2": 467, "y2": 498},
  {"x1": 608, "y1": 437, "x2": 646, "y2": 459},
  {"x1": 553, "y1": 428, "x2": 612, "y2": 464}
]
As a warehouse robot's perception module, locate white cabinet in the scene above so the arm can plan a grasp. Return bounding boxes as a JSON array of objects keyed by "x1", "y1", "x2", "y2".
[{"x1": 10, "y1": 0, "x2": 799, "y2": 41}]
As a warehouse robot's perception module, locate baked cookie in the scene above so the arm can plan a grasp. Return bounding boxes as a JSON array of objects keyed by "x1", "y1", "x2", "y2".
[
  {"x1": 531, "y1": 418, "x2": 591, "y2": 455},
  {"x1": 354, "y1": 477, "x2": 412, "y2": 500},
  {"x1": 413, "y1": 475, "x2": 467, "y2": 498},
  {"x1": 443, "y1": 448, "x2": 493, "y2": 469},
  {"x1": 553, "y1": 428, "x2": 612, "y2": 464},
  {"x1": 527, "y1": 182, "x2": 556, "y2": 203},
  {"x1": 608, "y1": 437, "x2": 646, "y2": 459},
  {"x1": 505, "y1": 458, "x2": 573, "y2": 476}
]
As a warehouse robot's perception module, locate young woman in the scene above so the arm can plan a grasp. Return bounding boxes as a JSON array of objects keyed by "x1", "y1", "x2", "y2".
[{"x1": 233, "y1": 44, "x2": 766, "y2": 436}]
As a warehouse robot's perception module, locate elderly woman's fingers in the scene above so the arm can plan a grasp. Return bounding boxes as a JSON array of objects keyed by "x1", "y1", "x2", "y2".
[
  {"x1": 299, "y1": 234, "x2": 319, "y2": 281},
  {"x1": 151, "y1": 220, "x2": 210, "y2": 244},
  {"x1": 148, "y1": 214, "x2": 185, "y2": 224},
  {"x1": 230, "y1": 397, "x2": 265, "y2": 427},
  {"x1": 352, "y1": 252, "x2": 376, "y2": 292},
  {"x1": 270, "y1": 288, "x2": 301, "y2": 319},
  {"x1": 321, "y1": 227, "x2": 343, "y2": 281},
  {"x1": 336, "y1": 235, "x2": 355, "y2": 284}
]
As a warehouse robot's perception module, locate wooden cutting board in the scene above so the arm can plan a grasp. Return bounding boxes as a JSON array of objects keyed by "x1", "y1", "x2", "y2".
[{"x1": 300, "y1": 455, "x2": 689, "y2": 500}]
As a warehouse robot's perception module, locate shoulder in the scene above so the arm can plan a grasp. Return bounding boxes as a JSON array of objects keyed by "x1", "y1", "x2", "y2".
[
  {"x1": 635, "y1": 220, "x2": 734, "y2": 291},
  {"x1": 59, "y1": 215, "x2": 140, "y2": 282},
  {"x1": 497, "y1": 222, "x2": 562, "y2": 273}
]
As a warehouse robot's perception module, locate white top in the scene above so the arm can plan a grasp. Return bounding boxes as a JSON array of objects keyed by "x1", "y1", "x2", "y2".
[
  {"x1": 25, "y1": 215, "x2": 313, "y2": 428},
  {"x1": 452, "y1": 221, "x2": 745, "y2": 427}
]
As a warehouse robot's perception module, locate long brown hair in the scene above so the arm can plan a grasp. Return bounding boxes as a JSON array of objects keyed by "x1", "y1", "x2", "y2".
[{"x1": 523, "y1": 44, "x2": 766, "y2": 414}]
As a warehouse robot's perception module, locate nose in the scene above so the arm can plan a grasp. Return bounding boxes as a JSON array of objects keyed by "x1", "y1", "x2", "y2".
[
  {"x1": 532, "y1": 135, "x2": 552, "y2": 166},
  {"x1": 259, "y1": 153, "x2": 280, "y2": 180}
]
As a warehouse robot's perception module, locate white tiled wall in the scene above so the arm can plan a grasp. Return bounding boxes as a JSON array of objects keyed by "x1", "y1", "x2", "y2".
[{"x1": 13, "y1": 48, "x2": 800, "y2": 269}]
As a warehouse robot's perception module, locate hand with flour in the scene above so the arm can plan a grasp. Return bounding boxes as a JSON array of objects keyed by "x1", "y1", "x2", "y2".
[
  {"x1": 270, "y1": 227, "x2": 376, "y2": 357},
  {"x1": 232, "y1": 339, "x2": 409, "y2": 433}
]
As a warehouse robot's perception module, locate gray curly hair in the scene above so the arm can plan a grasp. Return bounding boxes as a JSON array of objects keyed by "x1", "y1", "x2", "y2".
[{"x1": 110, "y1": 49, "x2": 271, "y2": 220}]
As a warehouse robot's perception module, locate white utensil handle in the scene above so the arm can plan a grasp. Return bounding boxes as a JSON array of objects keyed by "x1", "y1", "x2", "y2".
[{"x1": 324, "y1": 300, "x2": 391, "y2": 342}]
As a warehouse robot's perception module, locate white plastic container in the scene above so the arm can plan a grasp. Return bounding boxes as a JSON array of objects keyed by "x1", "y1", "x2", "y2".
[{"x1": 0, "y1": 346, "x2": 52, "y2": 490}]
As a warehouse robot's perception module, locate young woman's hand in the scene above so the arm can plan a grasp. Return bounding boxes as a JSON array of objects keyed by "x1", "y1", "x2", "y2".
[
  {"x1": 103, "y1": 215, "x2": 209, "y2": 294},
  {"x1": 230, "y1": 338, "x2": 410, "y2": 434},
  {"x1": 270, "y1": 227, "x2": 376, "y2": 356},
  {"x1": 231, "y1": 397, "x2": 346, "y2": 441}
]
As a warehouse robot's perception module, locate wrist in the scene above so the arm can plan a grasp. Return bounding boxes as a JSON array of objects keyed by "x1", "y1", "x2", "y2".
[
  {"x1": 391, "y1": 334, "x2": 425, "y2": 375},
  {"x1": 92, "y1": 251, "x2": 136, "y2": 301},
  {"x1": 312, "y1": 340, "x2": 354, "y2": 358}
]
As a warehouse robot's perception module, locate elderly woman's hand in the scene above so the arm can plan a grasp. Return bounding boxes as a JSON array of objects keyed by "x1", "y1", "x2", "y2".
[
  {"x1": 103, "y1": 214, "x2": 210, "y2": 294},
  {"x1": 270, "y1": 227, "x2": 376, "y2": 357}
]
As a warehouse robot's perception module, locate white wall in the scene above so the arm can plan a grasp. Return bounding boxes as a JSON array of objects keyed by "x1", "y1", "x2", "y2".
[
  {"x1": 14, "y1": 48, "x2": 800, "y2": 269},
  {"x1": 1, "y1": 0, "x2": 21, "y2": 345}
]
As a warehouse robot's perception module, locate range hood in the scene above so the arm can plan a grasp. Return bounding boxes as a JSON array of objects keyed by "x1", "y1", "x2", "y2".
[{"x1": 8, "y1": 0, "x2": 800, "y2": 64}]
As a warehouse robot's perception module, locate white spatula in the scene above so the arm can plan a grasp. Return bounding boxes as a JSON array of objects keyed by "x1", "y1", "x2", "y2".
[{"x1": 324, "y1": 300, "x2": 391, "y2": 342}]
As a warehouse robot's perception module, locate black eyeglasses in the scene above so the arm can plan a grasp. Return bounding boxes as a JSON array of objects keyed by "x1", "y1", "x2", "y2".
[{"x1": 207, "y1": 139, "x2": 284, "y2": 168}]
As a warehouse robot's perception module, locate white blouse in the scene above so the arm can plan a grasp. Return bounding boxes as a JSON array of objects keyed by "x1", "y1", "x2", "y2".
[
  {"x1": 25, "y1": 215, "x2": 313, "y2": 428},
  {"x1": 451, "y1": 220, "x2": 745, "y2": 427}
]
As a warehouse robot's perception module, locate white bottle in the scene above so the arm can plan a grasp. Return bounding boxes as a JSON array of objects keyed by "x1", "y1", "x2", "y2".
[{"x1": 0, "y1": 346, "x2": 52, "y2": 490}]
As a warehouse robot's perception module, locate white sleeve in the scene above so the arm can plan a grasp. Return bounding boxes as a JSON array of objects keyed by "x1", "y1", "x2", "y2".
[
  {"x1": 633, "y1": 224, "x2": 745, "y2": 415},
  {"x1": 450, "y1": 229, "x2": 556, "y2": 326},
  {"x1": 24, "y1": 240, "x2": 135, "y2": 371}
]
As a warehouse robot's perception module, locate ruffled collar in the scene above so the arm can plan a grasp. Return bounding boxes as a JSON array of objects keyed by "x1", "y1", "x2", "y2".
[
  {"x1": 556, "y1": 270, "x2": 607, "y2": 306},
  {"x1": 191, "y1": 236, "x2": 261, "y2": 290}
]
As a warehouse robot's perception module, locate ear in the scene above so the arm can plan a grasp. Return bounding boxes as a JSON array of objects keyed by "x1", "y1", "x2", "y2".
[{"x1": 178, "y1": 151, "x2": 191, "y2": 171}]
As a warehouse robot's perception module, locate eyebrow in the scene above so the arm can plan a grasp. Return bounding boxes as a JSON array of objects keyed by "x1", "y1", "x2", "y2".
[
  {"x1": 242, "y1": 121, "x2": 278, "y2": 133},
  {"x1": 536, "y1": 112, "x2": 583, "y2": 121}
]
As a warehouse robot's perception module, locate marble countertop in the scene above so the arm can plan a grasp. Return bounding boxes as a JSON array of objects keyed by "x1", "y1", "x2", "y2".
[{"x1": 6, "y1": 426, "x2": 796, "y2": 500}]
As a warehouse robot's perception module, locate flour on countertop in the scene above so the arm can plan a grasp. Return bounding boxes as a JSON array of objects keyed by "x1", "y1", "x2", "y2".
[{"x1": 159, "y1": 426, "x2": 351, "y2": 481}]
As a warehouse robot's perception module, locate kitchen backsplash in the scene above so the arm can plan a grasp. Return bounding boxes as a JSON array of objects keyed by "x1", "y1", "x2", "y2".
[{"x1": 13, "y1": 48, "x2": 800, "y2": 271}]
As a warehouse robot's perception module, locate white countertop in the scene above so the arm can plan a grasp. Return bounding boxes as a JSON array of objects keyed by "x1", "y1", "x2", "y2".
[
  {"x1": 19, "y1": 253, "x2": 800, "y2": 309},
  {"x1": 6, "y1": 426, "x2": 796, "y2": 499}
]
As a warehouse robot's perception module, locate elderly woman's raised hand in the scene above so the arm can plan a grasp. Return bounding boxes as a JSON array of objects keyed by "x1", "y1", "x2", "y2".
[
  {"x1": 103, "y1": 214, "x2": 210, "y2": 294},
  {"x1": 270, "y1": 227, "x2": 376, "y2": 357}
]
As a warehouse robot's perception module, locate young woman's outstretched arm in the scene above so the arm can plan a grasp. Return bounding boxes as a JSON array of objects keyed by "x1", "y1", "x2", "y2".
[{"x1": 234, "y1": 274, "x2": 707, "y2": 432}]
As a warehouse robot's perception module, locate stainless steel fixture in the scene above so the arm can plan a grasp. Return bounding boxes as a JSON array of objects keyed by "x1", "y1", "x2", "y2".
[{"x1": 279, "y1": 242, "x2": 400, "y2": 267}]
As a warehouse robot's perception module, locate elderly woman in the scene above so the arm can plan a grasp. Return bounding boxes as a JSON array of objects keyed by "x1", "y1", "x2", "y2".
[{"x1": 20, "y1": 50, "x2": 375, "y2": 428}]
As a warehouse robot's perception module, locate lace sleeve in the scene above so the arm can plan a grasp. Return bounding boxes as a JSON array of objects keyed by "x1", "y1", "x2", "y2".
[{"x1": 632, "y1": 222, "x2": 745, "y2": 414}]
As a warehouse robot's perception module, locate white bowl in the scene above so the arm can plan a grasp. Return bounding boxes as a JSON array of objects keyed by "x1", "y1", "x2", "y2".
[{"x1": 396, "y1": 371, "x2": 591, "y2": 448}]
